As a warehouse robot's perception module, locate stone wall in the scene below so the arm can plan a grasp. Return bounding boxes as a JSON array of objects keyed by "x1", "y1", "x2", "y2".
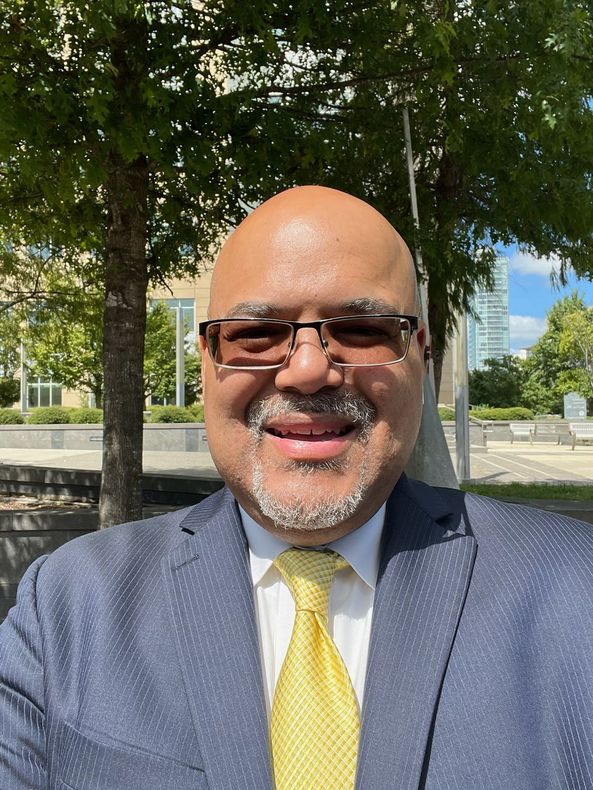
[{"x1": 0, "y1": 423, "x2": 210, "y2": 453}]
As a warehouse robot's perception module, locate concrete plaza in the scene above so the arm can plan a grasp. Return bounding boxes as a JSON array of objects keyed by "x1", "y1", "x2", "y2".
[
  {"x1": 457, "y1": 440, "x2": 593, "y2": 486},
  {"x1": 0, "y1": 438, "x2": 591, "y2": 486}
]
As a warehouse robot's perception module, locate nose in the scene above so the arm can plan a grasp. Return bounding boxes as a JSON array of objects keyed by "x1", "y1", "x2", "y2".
[{"x1": 274, "y1": 327, "x2": 344, "y2": 394}]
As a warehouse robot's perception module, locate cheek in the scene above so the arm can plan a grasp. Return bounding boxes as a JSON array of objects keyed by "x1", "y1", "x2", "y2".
[
  {"x1": 358, "y1": 369, "x2": 423, "y2": 436},
  {"x1": 203, "y1": 364, "x2": 263, "y2": 423}
]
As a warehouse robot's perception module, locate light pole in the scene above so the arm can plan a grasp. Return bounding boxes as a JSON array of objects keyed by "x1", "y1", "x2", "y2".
[
  {"x1": 453, "y1": 314, "x2": 471, "y2": 481},
  {"x1": 175, "y1": 306, "x2": 185, "y2": 407},
  {"x1": 402, "y1": 105, "x2": 458, "y2": 488},
  {"x1": 19, "y1": 339, "x2": 28, "y2": 414}
]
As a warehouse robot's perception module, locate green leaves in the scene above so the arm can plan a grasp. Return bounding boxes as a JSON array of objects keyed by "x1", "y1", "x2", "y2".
[
  {"x1": 523, "y1": 293, "x2": 593, "y2": 411},
  {"x1": 469, "y1": 356, "x2": 526, "y2": 409}
]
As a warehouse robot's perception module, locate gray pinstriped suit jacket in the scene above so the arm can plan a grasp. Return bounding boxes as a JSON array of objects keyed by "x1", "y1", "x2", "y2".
[{"x1": 1, "y1": 475, "x2": 593, "y2": 789}]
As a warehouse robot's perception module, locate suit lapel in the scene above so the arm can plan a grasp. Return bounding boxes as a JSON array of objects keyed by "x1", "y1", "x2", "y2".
[
  {"x1": 356, "y1": 477, "x2": 477, "y2": 790},
  {"x1": 163, "y1": 490, "x2": 273, "y2": 790}
]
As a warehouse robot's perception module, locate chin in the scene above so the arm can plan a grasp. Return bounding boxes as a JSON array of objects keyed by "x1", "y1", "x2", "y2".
[{"x1": 250, "y1": 460, "x2": 368, "y2": 535}]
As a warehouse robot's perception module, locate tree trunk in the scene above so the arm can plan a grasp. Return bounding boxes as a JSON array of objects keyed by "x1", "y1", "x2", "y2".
[
  {"x1": 98, "y1": 155, "x2": 149, "y2": 527},
  {"x1": 428, "y1": 292, "x2": 448, "y2": 401}
]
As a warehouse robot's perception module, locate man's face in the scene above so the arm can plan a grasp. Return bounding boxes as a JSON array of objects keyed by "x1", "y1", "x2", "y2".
[{"x1": 201, "y1": 191, "x2": 426, "y2": 545}]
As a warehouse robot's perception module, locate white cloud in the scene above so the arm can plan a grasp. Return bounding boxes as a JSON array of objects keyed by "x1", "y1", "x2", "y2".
[
  {"x1": 509, "y1": 315, "x2": 547, "y2": 350},
  {"x1": 507, "y1": 250, "x2": 568, "y2": 278}
]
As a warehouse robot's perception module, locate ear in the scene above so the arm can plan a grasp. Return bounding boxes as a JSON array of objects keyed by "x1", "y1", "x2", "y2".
[{"x1": 416, "y1": 323, "x2": 428, "y2": 352}]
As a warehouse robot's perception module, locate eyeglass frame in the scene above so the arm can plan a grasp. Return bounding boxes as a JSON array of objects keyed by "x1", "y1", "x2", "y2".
[{"x1": 198, "y1": 313, "x2": 420, "y2": 370}]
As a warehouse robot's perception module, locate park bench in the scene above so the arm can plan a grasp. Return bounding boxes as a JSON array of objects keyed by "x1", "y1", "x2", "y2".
[
  {"x1": 509, "y1": 423, "x2": 535, "y2": 444},
  {"x1": 568, "y1": 422, "x2": 593, "y2": 450},
  {"x1": 534, "y1": 423, "x2": 561, "y2": 444}
]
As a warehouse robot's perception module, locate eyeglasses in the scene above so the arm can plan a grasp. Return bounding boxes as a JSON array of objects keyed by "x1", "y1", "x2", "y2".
[{"x1": 198, "y1": 314, "x2": 419, "y2": 370}]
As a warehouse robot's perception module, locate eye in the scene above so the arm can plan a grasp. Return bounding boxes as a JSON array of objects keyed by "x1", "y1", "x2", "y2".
[
  {"x1": 330, "y1": 318, "x2": 401, "y2": 344},
  {"x1": 222, "y1": 322, "x2": 290, "y2": 347}
]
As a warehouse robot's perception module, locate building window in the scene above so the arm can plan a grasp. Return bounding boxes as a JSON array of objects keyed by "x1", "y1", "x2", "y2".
[{"x1": 28, "y1": 377, "x2": 62, "y2": 408}]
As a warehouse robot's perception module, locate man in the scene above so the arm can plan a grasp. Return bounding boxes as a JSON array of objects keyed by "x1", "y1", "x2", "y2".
[{"x1": 1, "y1": 186, "x2": 593, "y2": 789}]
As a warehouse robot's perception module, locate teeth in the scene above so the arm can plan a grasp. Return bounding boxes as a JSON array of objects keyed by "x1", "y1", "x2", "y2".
[{"x1": 268, "y1": 426, "x2": 350, "y2": 437}]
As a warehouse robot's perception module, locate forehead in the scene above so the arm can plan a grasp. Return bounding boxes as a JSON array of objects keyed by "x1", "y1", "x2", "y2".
[{"x1": 210, "y1": 213, "x2": 416, "y2": 317}]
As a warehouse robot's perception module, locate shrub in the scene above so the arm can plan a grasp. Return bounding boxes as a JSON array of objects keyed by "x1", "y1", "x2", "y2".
[
  {"x1": 0, "y1": 408, "x2": 24, "y2": 424},
  {"x1": 147, "y1": 405, "x2": 199, "y2": 423},
  {"x1": 438, "y1": 406, "x2": 455, "y2": 421},
  {"x1": 69, "y1": 407, "x2": 104, "y2": 424},
  {"x1": 0, "y1": 378, "x2": 20, "y2": 408},
  {"x1": 471, "y1": 406, "x2": 535, "y2": 421},
  {"x1": 26, "y1": 407, "x2": 72, "y2": 424},
  {"x1": 186, "y1": 402, "x2": 204, "y2": 422}
]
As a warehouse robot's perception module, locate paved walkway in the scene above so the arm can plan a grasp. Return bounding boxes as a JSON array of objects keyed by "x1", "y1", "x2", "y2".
[
  {"x1": 459, "y1": 441, "x2": 593, "y2": 485},
  {"x1": 1, "y1": 440, "x2": 592, "y2": 485}
]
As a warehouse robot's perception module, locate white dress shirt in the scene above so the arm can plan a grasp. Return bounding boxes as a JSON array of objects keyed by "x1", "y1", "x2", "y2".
[{"x1": 241, "y1": 504, "x2": 385, "y2": 716}]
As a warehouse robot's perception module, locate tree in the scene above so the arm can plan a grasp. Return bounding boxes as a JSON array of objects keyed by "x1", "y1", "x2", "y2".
[
  {"x1": 144, "y1": 299, "x2": 201, "y2": 405},
  {"x1": 0, "y1": 303, "x2": 23, "y2": 379},
  {"x1": 522, "y1": 293, "x2": 592, "y2": 413},
  {"x1": 469, "y1": 355, "x2": 525, "y2": 409},
  {"x1": 24, "y1": 282, "x2": 199, "y2": 408},
  {"x1": 558, "y1": 305, "x2": 593, "y2": 400},
  {"x1": 310, "y1": 1, "x2": 593, "y2": 394},
  {"x1": 0, "y1": 1, "x2": 388, "y2": 525},
  {"x1": 0, "y1": 302, "x2": 24, "y2": 406},
  {"x1": 25, "y1": 270, "x2": 105, "y2": 406}
]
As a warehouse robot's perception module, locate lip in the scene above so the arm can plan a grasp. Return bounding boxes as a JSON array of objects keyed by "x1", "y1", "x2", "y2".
[{"x1": 263, "y1": 416, "x2": 355, "y2": 461}]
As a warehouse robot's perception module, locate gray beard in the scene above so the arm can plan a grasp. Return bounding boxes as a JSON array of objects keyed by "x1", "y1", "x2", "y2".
[
  {"x1": 251, "y1": 459, "x2": 368, "y2": 533},
  {"x1": 246, "y1": 392, "x2": 375, "y2": 534}
]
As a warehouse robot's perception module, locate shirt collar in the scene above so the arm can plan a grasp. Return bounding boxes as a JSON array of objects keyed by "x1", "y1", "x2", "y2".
[{"x1": 240, "y1": 503, "x2": 385, "y2": 591}]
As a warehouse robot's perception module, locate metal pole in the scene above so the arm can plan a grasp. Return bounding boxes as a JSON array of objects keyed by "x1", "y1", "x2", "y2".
[
  {"x1": 453, "y1": 314, "x2": 471, "y2": 481},
  {"x1": 175, "y1": 306, "x2": 185, "y2": 407},
  {"x1": 402, "y1": 105, "x2": 435, "y2": 392},
  {"x1": 19, "y1": 339, "x2": 28, "y2": 414}
]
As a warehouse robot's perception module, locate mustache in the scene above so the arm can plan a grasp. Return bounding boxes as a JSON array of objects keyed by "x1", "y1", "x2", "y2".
[{"x1": 246, "y1": 392, "x2": 376, "y2": 436}]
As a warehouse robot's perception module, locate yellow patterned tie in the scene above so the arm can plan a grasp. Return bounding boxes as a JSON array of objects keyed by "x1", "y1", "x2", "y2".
[{"x1": 271, "y1": 548, "x2": 360, "y2": 790}]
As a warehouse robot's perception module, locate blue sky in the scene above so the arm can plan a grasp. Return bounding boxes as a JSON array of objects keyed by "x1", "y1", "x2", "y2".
[{"x1": 504, "y1": 247, "x2": 593, "y2": 352}]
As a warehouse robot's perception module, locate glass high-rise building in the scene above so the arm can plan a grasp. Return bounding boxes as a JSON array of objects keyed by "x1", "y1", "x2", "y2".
[{"x1": 467, "y1": 256, "x2": 510, "y2": 370}]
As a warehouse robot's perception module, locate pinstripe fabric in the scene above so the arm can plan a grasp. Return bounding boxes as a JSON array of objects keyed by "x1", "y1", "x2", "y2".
[
  {"x1": 423, "y1": 493, "x2": 593, "y2": 790},
  {"x1": 356, "y1": 480, "x2": 477, "y2": 789},
  {"x1": 1, "y1": 477, "x2": 593, "y2": 789},
  {"x1": 163, "y1": 491, "x2": 271, "y2": 790}
]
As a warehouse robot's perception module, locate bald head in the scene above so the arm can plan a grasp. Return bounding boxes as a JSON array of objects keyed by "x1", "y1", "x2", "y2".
[{"x1": 209, "y1": 186, "x2": 418, "y2": 318}]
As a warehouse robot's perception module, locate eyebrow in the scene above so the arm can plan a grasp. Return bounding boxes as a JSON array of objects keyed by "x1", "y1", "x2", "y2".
[
  {"x1": 220, "y1": 298, "x2": 404, "y2": 319},
  {"x1": 224, "y1": 302, "x2": 283, "y2": 318},
  {"x1": 342, "y1": 297, "x2": 401, "y2": 314}
]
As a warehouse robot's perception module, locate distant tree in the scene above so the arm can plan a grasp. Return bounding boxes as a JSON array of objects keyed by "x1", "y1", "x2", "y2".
[
  {"x1": 558, "y1": 305, "x2": 593, "y2": 399},
  {"x1": 144, "y1": 300, "x2": 201, "y2": 405},
  {"x1": 25, "y1": 280, "x2": 197, "y2": 408},
  {"x1": 469, "y1": 355, "x2": 525, "y2": 409},
  {"x1": 25, "y1": 271, "x2": 104, "y2": 406},
  {"x1": 522, "y1": 293, "x2": 592, "y2": 413},
  {"x1": 0, "y1": 303, "x2": 25, "y2": 407},
  {"x1": 0, "y1": 304, "x2": 23, "y2": 379}
]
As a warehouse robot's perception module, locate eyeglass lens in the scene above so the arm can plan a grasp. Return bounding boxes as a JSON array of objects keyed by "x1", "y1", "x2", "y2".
[{"x1": 205, "y1": 316, "x2": 412, "y2": 368}]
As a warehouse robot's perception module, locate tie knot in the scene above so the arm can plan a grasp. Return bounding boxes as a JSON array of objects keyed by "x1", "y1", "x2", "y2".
[{"x1": 274, "y1": 548, "x2": 348, "y2": 616}]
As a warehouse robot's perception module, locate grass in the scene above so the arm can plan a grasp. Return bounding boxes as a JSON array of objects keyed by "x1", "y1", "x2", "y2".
[{"x1": 461, "y1": 482, "x2": 593, "y2": 501}]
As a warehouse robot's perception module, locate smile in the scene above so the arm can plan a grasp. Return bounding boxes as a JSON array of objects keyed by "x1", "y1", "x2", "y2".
[
  {"x1": 262, "y1": 418, "x2": 356, "y2": 461},
  {"x1": 266, "y1": 425, "x2": 353, "y2": 440}
]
